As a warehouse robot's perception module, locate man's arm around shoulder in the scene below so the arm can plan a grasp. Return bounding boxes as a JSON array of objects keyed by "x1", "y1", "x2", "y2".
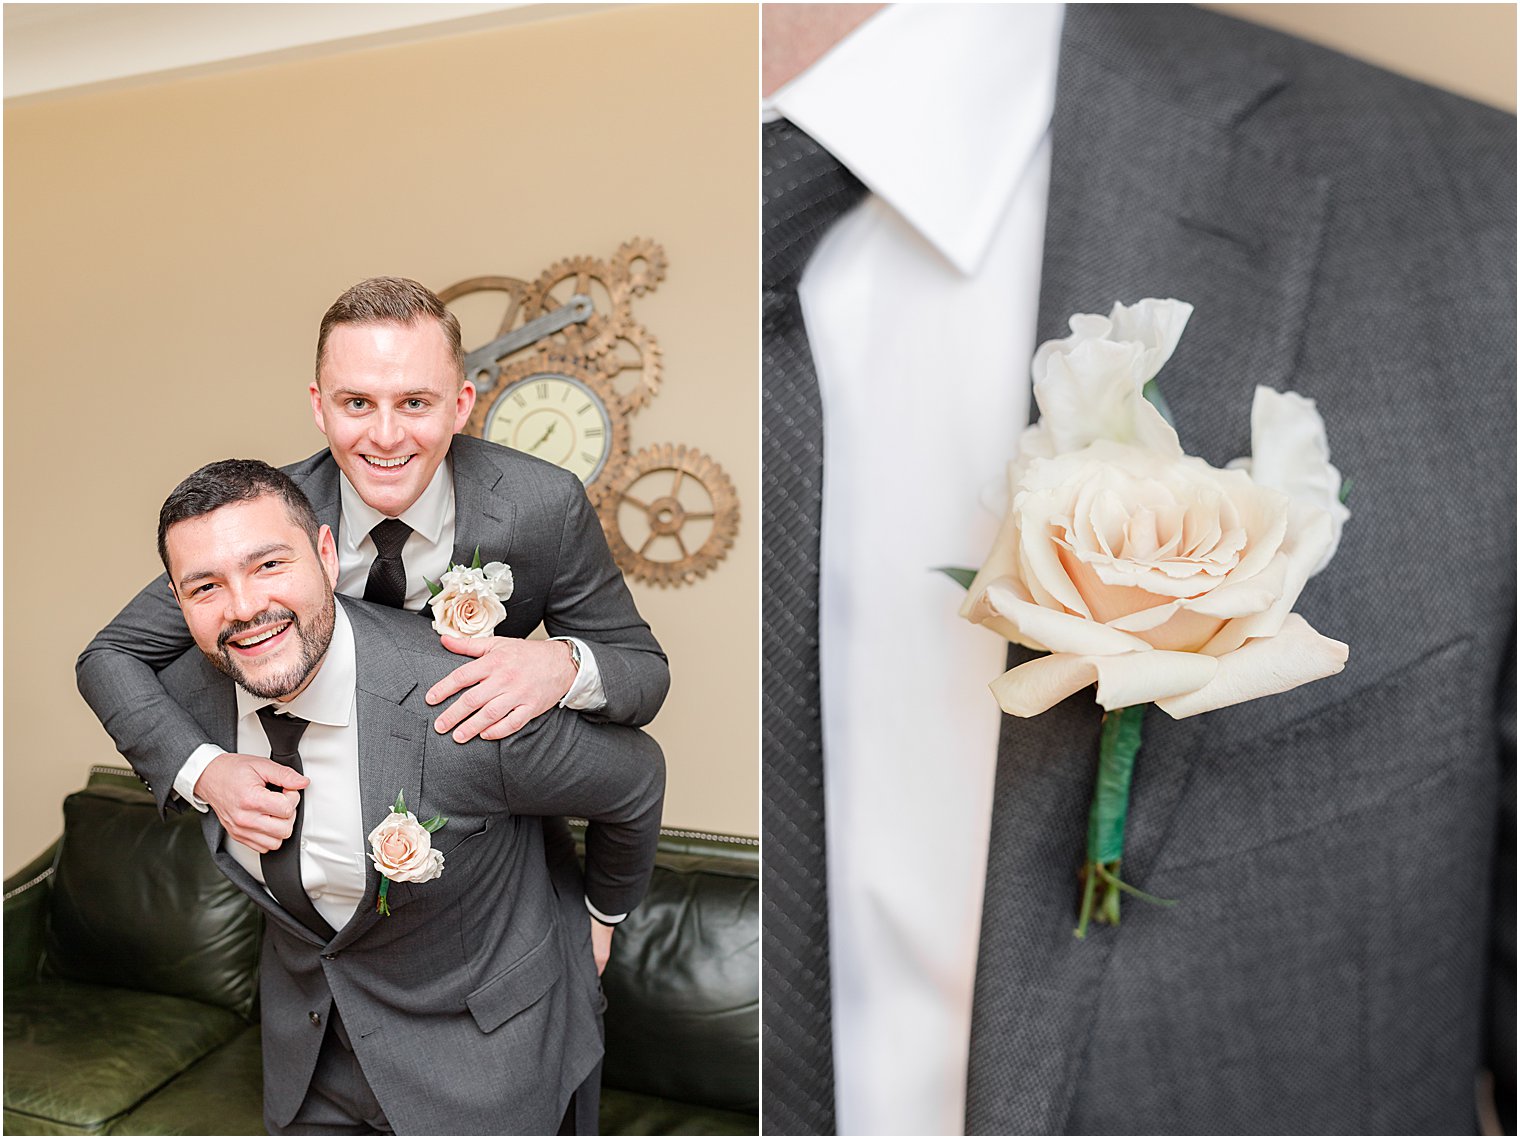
[{"x1": 497, "y1": 705, "x2": 666, "y2": 920}]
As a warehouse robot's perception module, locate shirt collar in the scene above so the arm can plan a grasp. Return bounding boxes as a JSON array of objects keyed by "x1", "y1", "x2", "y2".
[
  {"x1": 765, "y1": 3, "x2": 1064, "y2": 276},
  {"x1": 338, "y1": 453, "x2": 453, "y2": 548},
  {"x1": 236, "y1": 598, "x2": 356, "y2": 729}
]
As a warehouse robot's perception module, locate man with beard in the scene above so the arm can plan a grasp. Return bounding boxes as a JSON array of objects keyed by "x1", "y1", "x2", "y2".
[{"x1": 153, "y1": 458, "x2": 663, "y2": 1134}]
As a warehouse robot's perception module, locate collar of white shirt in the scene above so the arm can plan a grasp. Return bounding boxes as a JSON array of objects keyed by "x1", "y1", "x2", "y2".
[
  {"x1": 337, "y1": 453, "x2": 453, "y2": 557},
  {"x1": 236, "y1": 598, "x2": 357, "y2": 729},
  {"x1": 764, "y1": 2, "x2": 1063, "y2": 277}
]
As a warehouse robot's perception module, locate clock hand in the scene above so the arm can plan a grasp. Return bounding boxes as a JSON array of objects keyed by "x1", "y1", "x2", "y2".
[
  {"x1": 462, "y1": 295, "x2": 594, "y2": 393},
  {"x1": 529, "y1": 422, "x2": 558, "y2": 452}
]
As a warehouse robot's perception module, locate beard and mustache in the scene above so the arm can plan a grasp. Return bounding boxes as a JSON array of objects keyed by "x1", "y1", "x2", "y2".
[{"x1": 206, "y1": 590, "x2": 336, "y2": 700}]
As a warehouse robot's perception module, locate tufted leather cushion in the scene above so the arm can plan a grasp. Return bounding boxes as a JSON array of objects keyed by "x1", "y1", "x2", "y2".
[
  {"x1": 42, "y1": 785, "x2": 261, "y2": 1017},
  {"x1": 601, "y1": 852, "x2": 758, "y2": 1114},
  {"x1": 3, "y1": 982, "x2": 246, "y2": 1133}
]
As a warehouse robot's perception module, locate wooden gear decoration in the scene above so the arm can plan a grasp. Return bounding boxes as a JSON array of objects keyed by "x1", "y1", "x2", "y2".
[{"x1": 440, "y1": 239, "x2": 738, "y2": 588}]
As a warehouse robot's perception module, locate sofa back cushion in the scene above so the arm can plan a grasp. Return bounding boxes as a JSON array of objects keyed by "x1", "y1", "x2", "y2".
[
  {"x1": 601, "y1": 853, "x2": 758, "y2": 1114},
  {"x1": 43, "y1": 785, "x2": 261, "y2": 1018}
]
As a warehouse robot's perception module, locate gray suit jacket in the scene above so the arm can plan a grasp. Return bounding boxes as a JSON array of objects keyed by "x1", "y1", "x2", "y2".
[
  {"x1": 964, "y1": 6, "x2": 1514, "y2": 1135},
  {"x1": 157, "y1": 599, "x2": 665, "y2": 1134},
  {"x1": 77, "y1": 432, "x2": 669, "y2": 814}
]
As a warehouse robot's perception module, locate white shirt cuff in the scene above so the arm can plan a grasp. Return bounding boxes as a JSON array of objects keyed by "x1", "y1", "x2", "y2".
[
  {"x1": 173, "y1": 744, "x2": 224, "y2": 812},
  {"x1": 554, "y1": 637, "x2": 608, "y2": 712},
  {"x1": 585, "y1": 897, "x2": 627, "y2": 925}
]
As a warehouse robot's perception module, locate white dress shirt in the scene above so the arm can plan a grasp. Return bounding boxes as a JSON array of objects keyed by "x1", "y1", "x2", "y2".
[
  {"x1": 767, "y1": 5, "x2": 1064, "y2": 1133},
  {"x1": 226, "y1": 600, "x2": 366, "y2": 932},
  {"x1": 176, "y1": 454, "x2": 606, "y2": 798}
]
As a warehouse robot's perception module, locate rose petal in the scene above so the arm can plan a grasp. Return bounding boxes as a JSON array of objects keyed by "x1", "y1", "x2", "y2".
[
  {"x1": 990, "y1": 648, "x2": 1218, "y2": 717},
  {"x1": 1203, "y1": 504, "x2": 1331, "y2": 657},
  {"x1": 981, "y1": 582, "x2": 1153, "y2": 656},
  {"x1": 1155, "y1": 612, "x2": 1348, "y2": 719}
]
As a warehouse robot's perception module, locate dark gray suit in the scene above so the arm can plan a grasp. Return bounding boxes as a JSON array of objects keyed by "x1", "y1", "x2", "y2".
[
  {"x1": 77, "y1": 433, "x2": 669, "y2": 804},
  {"x1": 762, "y1": 4, "x2": 1513, "y2": 1135},
  {"x1": 965, "y1": 6, "x2": 1514, "y2": 1135},
  {"x1": 157, "y1": 598, "x2": 664, "y2": 1134}
]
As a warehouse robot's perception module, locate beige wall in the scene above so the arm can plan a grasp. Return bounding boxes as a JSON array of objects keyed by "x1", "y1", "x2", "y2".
[
  {"x1": 4, "y1": 3, "x2": 759, "y2": 873},
  {"x1": 1214, "y1": 3, "x2": 1516, "y2": 111}
]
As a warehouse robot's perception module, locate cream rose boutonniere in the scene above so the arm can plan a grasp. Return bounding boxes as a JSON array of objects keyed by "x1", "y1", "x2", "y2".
[
  {"x1": 426, "y1": 548, "x2": 513, "y2": 640},
  {"x1": 368, "y1": 791, "x2": 447, "y2": 916},
  {"x1": 949, "y1": 299, "x2": 1349, "y2": 936}
]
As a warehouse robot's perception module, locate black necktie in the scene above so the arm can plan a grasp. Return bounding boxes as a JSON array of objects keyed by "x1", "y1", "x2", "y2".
[
  {"x1": 256, "y1": 708, "x2": 335, "y2": 941},
  {"x1": 363, "y1": 519, "x2": 412, "y2": 609},
  {"x1": 761, "y1": 117, "x2": 867, "y2": 1136}
]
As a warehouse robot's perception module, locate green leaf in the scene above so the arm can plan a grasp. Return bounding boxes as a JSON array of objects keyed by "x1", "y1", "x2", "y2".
[
  {"x1": 393, "y1": 790, "x2": 406, "y2": 815},
  {"x1": 1141, "y1": 379, "x2": 1176, "y2": 429},
  {"x1": 421, "y1": 814, "x2": 448, "y2": 833},
  {"x1": 934, "y1": 566, "x2": 978, "y2": 591},
  {"x1": 424, "y1": 576, "x2": 443, "y2": 598},
  {"x1": 470, "y1": 546, "x2": 483, "y2": 570},
  {"x1": 1339, "y1": 476, "x2": 1353, "y2": 505},
  {"x1": 1086, "y1": 705, "x2": 1146, "y2": 865},
  {"x1": 376, "y1": 878, "x2": 391, "y2": 917}
]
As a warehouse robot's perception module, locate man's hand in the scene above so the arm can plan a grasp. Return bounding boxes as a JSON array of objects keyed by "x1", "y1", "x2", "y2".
[
  {"x1": 193, "y1": 752, "x2": 307, "y2": 854},
  {"x1": 591, "y1": 918, "x2": 614, "y2": 976},
  {"x1": 427, "y1": 636, "x2": 577, "y2": 742}
]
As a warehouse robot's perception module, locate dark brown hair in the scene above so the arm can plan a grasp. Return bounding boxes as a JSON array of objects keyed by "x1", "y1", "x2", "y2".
[
  {"x1": 314, "y1": 276, "x2": 464, "y2": 386},
  {"x1": 158, "y1": 459, "x2": 320, "y2": 573}
]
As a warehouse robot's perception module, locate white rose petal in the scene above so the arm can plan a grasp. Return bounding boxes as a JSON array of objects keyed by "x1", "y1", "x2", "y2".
[
  {"x1": 481, "y1": 561, "x2": 515, "y2": 600},
  {"x1": 1228, "y1": 386, "x2": 1349, "y2": 575}
]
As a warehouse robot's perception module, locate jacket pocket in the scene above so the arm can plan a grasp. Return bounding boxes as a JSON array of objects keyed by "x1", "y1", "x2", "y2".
[{"x1": 465, "y1": 926, "x2": 562, "y2": 1033}]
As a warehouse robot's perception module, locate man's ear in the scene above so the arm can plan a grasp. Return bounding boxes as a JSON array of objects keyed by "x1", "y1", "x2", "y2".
[
  {"x1": 452, "y1": 379, "x2": 477, "y2": 433},
  {"x1": 317, "y1": 524, "x2": 340, "y2": 587},
  {"x1": 309, "y1": 380, "x2": 328, "y2": 437}
]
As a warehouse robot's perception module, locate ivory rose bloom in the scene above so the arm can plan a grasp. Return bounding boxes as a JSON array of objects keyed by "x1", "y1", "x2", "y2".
[
  {"x1": 367, "y1": 811, "x2": 445, "y2": 883},
  {"x1": 429, "y1": 571, "x2": 507, "y2": 639},
  {"x1": 962, "y1": 299, "x2": 1348, "y2": 720}
]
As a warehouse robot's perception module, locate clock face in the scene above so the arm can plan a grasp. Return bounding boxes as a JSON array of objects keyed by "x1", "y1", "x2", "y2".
[{"x1": 483, "y1": 371, "x2": 613, "y2": 484}]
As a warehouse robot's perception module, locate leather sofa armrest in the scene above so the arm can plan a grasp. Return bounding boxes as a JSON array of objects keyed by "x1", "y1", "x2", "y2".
[{"x1": 5, "y1": 843, "x2": 58, "y2": 990}]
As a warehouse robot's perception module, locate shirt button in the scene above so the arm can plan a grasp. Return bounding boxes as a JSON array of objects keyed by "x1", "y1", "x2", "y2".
[
  {"x1": 309, "y1": 1011, "x2": 321, "y2": 1027},
  {"x1": 300, "y1": 839, "x2": 309, "y2": 850}
]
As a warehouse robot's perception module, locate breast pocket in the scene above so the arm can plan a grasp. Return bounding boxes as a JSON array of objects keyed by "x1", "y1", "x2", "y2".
[{"x1": 1157, "y1": 635, "x2": 1479, "y2": 871}]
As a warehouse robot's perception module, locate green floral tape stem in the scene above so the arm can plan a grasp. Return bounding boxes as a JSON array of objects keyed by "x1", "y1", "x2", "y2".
[{"x1": 1075, "y1": 704, "x2": 1176, "y2": 939}]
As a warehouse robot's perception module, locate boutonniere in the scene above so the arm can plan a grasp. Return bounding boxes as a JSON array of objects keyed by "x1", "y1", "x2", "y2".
[
  {"x1": 368, "y1": 791, "x2": 448, "y2": 916},
  {"x1": 425, "y1": 547, "x2": 514, "y2": 640},
  {"x1": 945, "y1": 299, "x2": 1351, "y2": 937}
]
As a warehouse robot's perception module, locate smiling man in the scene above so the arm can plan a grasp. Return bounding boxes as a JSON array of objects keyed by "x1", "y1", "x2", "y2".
[
  {"x1": 78, "y1": 276, "x2": 667, "y2": 981},
  {"x1": 152, "y1": 459, "x2": 663, "y2": 1134}
]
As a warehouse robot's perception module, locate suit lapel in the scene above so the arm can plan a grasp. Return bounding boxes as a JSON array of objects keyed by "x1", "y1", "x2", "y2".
[
  {"x1": 327, "y1": 608, "x2": 425, "y2": 951},
  {"x1": 967, "y1": 8, "x2": 1328, "y2": 1133},
  {"x1": 178, "y1": 666, "x2": 330, "y2": 946},
  {"x1": 448, "y1": 436, "x2": 515, "y2": 565}
]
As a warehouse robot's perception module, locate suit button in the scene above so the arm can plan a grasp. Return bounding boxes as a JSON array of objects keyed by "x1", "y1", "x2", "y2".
[
  {"x1": 322, "y1": 954, "x2": 337, "y2": 960},
  {"x1": 309, "y1": 1011, "x2": 321, "y2": 1027}
]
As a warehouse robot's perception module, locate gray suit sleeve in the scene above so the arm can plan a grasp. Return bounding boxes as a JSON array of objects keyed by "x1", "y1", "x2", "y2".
[
  {"x1": 542, "y1": 485, "x2": 670, "y2": 728},
  {"x1": 75, "y1": 573, "x2": 207, "y2": 817},
  {"x1": 498, "y1": 708, "x2": 665, "y2": 918},
  {"x1": 1491, "y1": 629, "x2": 1515, "y2": 1134}
]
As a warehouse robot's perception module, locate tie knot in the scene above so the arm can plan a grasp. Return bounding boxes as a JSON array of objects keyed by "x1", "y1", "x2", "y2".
[
  {"x1": 369, "y1": 518, "x2": 412, "y2": 559},
  {"x1": 763, "y1": 118, "x2": 868, "y2": 291},
  {"x1": 257, "y1": 707, "x2": 310, "y2": 757}
]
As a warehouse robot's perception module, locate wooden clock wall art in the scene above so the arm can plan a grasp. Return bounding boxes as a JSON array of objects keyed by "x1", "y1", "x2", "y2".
[{"x1": 440, "y1": 240, "x2": 739, "y2": 588}]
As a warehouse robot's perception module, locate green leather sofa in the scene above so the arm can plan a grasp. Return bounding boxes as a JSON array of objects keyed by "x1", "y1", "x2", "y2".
[{"x1": 4, "y1": 766, "x2": 758, "y2": 1136}]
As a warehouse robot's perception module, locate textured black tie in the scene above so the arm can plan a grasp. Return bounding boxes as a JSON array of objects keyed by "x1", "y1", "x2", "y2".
[
  {"x1": 256, "y1": 708, "x2": 336, "y2": 941},
  {"x1": 761, "y1": 117, "x2": 867, "y2": 1136},
  {"x1": 363, "y1": 519, "x2": 412, "y2": 609}
]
